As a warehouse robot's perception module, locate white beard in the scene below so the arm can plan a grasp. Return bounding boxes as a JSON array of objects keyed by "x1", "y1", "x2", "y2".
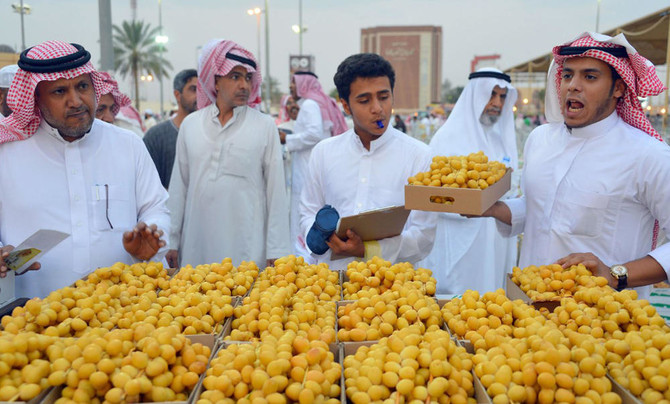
[{"x1": 479, "y1": 112, "x2": 500, "y2": 127}]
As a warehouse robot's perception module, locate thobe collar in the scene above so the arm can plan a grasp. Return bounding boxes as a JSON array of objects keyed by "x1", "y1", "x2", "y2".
[
  {"x1": 39, "y1": 117, "x2": 93, "y2": 144},
  {"x1": 208, "y1": 103, "x2": 245, "y2": 130},
  {"x1": 567, "y1": 111, "x2": 618, "y2": 139},
  {"x1": 351, "y1": 126, "x2": 395, "y2": 154}
]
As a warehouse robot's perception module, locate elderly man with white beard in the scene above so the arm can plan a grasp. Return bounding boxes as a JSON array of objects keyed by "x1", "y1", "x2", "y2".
[{"x1": 418, "y1": 68, "x2": 519, "y2": 295}]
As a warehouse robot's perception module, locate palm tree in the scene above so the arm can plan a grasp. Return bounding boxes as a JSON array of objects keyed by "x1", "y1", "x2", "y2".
[{"x1": 113, "y1": 20, "x2": 172, "y2": 110}]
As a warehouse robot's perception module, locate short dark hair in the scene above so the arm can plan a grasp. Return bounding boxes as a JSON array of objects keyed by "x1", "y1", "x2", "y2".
[
  {"x1": 333, "y1": 53, "x2": 395, "y2": 102},
  {"x1": 173, "y1": 69, "x2": 197, "y2": 93}
]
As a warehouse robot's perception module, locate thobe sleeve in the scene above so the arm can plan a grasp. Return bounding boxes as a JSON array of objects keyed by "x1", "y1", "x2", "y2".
[
  {"x1": 284, "y1": 101, "x2": 326, "y2": 153},
  {"x1": 637, "y1": 143, "x2": 670, "y2": 276},
  {"x1": 373, "y1": 151, "x2": 438, "y2": 264},
  {"x1": 299, "y1": 144, "x2": 326, "y2": 248},
  {"x1": 263, "y1": 121, "x2": 292, "y2": 259},
  {"x1": 134, "y1": 139, "x2": 170, "y2": 261},
  {"x1": 167, "y1": 125, "x2": 189, "y2": 251},
  {"x1": 496, "y1": 197, "x2": 526, "y2": 237}
]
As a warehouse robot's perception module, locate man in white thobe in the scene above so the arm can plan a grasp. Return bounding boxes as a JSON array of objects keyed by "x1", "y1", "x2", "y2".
[
  {"x1": 167, "y1": 39, "x2": 290, "y2": 269},
  {"x1": 0, "y1": 64, "x2": 18, "y2": 118},
  {"x1": 300, "y1": 53, "x2": 436, "y2": 270},
  {"x1": 0, "y1": 41, "x2": 169, "y2": 298},
  {"x1": 419, "y1": 68, "x2": 519, "y2": 295},
  {"x1": 484, "y1": 32, "x2": 670, "y2": 297},
  {"x1": 279, "y1": 71, "x2": 347, "y2": 259}
]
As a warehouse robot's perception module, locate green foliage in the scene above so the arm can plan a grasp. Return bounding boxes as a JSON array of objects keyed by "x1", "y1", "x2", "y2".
[{"x1": 113, "y1": 20, "x2": 173, "y2": 110}]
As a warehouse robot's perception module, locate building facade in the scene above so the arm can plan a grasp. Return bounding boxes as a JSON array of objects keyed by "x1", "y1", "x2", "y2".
[{"x1": 361, "y1": 26, "x2": 442, "y2": 113}]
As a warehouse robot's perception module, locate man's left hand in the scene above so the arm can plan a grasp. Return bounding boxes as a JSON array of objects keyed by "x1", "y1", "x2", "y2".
[
  {"x1": 326, "y1": 229, "x2": 365, "y2": 258},
  {"x1": 555, "y1": 252, "x2": 612, "y2": 286},
  {"x1": 266, "y1": 259, "x2": 277, "y2": 268},
  {"x1": 278, "y1": 130, "x2": 287, "y2": 144},
  {"x1": 123, "y1": 222, "x2": 166, "y2": 261}
]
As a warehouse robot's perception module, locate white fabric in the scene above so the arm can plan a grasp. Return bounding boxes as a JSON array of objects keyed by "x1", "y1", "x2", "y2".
[
  {"x1": 168, "y1": 104, "x2": 291, "y2": 267},
  {"x1": 299, "y1": 127, "x2": 437, "y2": 270},
  {"x1": 285, "y1": 98, "x2": 328, "y2": 258},
  {"x1": 545, "y1": 32, "x2": 644, "y2": 125},
  {"x1": 0, "y1": 119, "x2": 169, "y2": 298},
  {"x1": 0, "y1": 64, "x2": 18, "y2": 88},
  {"x1": 114, "y1": 115, "x2": 144, "y2": 138},
  {"x1": 498, "y1": 112, "x2": 670, "y2": 298},
  {"x1": 418, "y1": 70, "x2": 519, "y2": 294}
]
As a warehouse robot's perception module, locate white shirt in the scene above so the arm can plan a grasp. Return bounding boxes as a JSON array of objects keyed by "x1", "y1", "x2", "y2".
[
  {"x1": 419, "y1": 73, "x2": 519, "y2": 294},
  {"x1": 500, "y1": 112, "x2": 670, "y2": 297},
  {"x1": 285, "y1": 99, "x2": 328, "y2": 256},
  {"x1": 168, "y1": 104, "x2": 291, "y2": 267},
  {"x1": 0, "y1": 119, "x2": 169, "y2": 298},
  {"x1": 299, "y1": 127, "x2": 437, "y2": 270}
]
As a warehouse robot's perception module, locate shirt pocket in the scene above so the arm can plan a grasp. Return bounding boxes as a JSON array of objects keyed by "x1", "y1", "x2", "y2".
[
  {"x1": 91, "y1": 184, "x2": 134, "y2": 231},
  {"x1": 553, "y1": 187, "x2": 610, "y2": 238},
  {"x1": 218, "y1": 144, "x2": 253, "y2": 179}
]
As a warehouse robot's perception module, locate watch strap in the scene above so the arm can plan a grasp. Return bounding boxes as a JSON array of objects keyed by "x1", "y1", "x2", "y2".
[{"x1": 616, "y1": 274, "x2": 627, "y2": 291}]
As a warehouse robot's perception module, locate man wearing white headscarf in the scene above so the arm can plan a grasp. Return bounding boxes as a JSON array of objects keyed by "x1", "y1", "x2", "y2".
[
  {"x1": 0, "y1": 41, "x2": 169, "y2": 298},
  {"x1": 279, "y1": 71, "x2": 348, "y2": 259},
  {"x1": 167, "y1": 39, "x2": 290, "y2": 269},
  {"x1": 484, "y1": 32, "x2": 670, "y2": 297},
  {"x1": 418, "y1": 68, "x2": 518, "y2": 295}
]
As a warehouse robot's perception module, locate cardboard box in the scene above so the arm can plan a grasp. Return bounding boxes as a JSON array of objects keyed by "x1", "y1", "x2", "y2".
[
  {"x1": 505, "y1": 273, "x2": 561, "y2": 312},
  {"x1": 0, "y1": 272, "x2": 15, "y2": 308},
  {"x1": 0, "y1": 386, "x2": 53, "y2": 404},
  {"x1": 339, "y1": 341, "x2": 491, "y2": 403},
  {"x1": 404, "y1": 168, "x2": 511, "y2": 214},
  {"x1": 608, "y1": 374, "x2": 643, "y2": 404}
]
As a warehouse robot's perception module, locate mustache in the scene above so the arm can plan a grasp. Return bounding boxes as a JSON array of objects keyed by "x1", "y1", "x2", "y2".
[{"x1": 66, "y1": 106, "x2": 89, "y2": 116}]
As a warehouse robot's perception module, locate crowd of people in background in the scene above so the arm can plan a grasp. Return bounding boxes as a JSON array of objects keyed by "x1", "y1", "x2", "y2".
[{"x1": 1, "y1": 30, "x2": 670, "y2": 301}]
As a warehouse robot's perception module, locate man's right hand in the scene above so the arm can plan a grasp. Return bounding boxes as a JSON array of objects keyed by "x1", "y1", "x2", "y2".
[
  {"x1": 0, "y1": 245, "x2": 41, "y2": 278},
  {"x1": 166, "y1": 249, "x2": 179, "y2": 269},
  {"x1": 462, "y1": 201, "x2": 512, "y2": 225},
  {"x1": 278, "y1": 129, "x2": 287, "y2": 144}
]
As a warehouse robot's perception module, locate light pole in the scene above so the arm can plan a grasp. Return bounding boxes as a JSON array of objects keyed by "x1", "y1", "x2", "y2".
[
  {"x1": 156, "y1": 0, "x2": 168, "y2": 119},
  {"x1": 247, "y1": 8, "x2": 262, "y2": 58},
  {"x1": 11, "y1": 1, "x2": 31, "y2": 51},
  {"x1": 595, "y1": 0, "x2": 601, "y2": 32}
]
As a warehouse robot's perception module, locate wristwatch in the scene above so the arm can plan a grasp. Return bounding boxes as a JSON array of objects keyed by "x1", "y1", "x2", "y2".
[{"x1": 609, "y1": 265, "x2": 628, "y2": 291}]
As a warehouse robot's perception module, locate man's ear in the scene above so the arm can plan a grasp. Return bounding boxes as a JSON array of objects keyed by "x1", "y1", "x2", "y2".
[
  {"x1": 613, "y1": 78, "x2": 625, "y2": 100},
  {"x1": 341, "y1": 98, "x2": 351, "y2": 116},
  {"x1": 173, "y1": 89, "x2": 180, "y2": 102}
]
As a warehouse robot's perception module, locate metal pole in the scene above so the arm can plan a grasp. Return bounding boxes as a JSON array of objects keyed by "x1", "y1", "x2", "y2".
[
  {"x1": 98, "y1": 0, "x2": 114, "y2": 71},
  {"x1": 299, "y1": 0, "x2": 303, "y2": 55},
  {"x1": 256, "y1": 14, "x2": 261, "y2": 62},
  {"x1": 20, "y1": 0, "x2": 26, "y2": 50},
  {"x1": 595, "y1": 0, "x2": 601, "y2": 32},
  {"x1": 664, "y1": 19, "x2": 670, "y2": 137},
  {"x1": 158, "y1": 0, "x2": 164, "y2": 119},
  {"x1": 264, "y1": 0, "x2": 271, "y2": 113}
]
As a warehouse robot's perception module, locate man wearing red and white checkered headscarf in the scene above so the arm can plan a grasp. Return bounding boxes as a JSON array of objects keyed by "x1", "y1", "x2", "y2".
[
  {"x1": 0, "y1": 40, "x2": 169, "y2": 299},
  {"x1": 484, "y1": 32, "x2": 670, "y2": 298},
  {"x1": 167, "y1": 39, "x2": 290, "y2": 270},
  {"x1": 95, "y1": 71, "x2": 132, "y2": 124}
]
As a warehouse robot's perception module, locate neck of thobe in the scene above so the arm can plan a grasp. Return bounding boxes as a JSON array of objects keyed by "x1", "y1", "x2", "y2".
[
  {"x1": 353, "y1": 128, "x2": 381, "y2": 151},
  {"x1": 215, "y1": 98, "x2": 235, "y2": 127}
]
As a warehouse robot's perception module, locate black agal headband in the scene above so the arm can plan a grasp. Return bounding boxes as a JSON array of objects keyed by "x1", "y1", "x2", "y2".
[
  {"x1": 18, "y1": 43, "x2": 91, "y2": 73},
  {"x1": 558, "y1": 46, "x2": 627, "y2": 58},
  {"x1": 294, "y1": 71, "x2": 318, "y2": 78},
  {"x1": 468, "y1": 71, "x2": 511, "y2": 83},
  {"x1": 226, "y1": 52, "x2": 256, "y2": 69}
]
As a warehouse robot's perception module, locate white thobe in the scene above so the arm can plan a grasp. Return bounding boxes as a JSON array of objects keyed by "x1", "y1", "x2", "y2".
[
  {"x1": 299, "y1": 127, "x2": 437, "y2": 270},
  {"x1": 0, "y1": 119, "x2": 169, "y2": 298},
  {"x1": 168, "y1": 104, "x2": 290, "y2": 267},
  {"x1": 499, "y1": 112, "x2": 670, "y2": 298},
  {"x1": 285, "y1": 99, "x2": 328, "y2": 258}
]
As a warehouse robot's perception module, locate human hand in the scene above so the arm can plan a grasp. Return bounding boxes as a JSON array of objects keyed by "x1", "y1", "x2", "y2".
[
  {"x1": 278, "y1": 130, "x2": 287, "y2": 144},
  {"x1": 0, "y1": 245, "x2": 41, "y2": 278},
  {"x1": 166, "y1": 249, "x2": 179, "y2": 269},
  {"x1": 555, "y1": 252, "x2": 612, "y2": 286},
  {"x1": 266, "y1": 258, "x2": 277, "y2": 268},
  {"x1": 123, "y1": 222, "x2": 166, "y2": 261},
  {"x1": 326, "y1": 229, "x2": 365, "y2": 258}
]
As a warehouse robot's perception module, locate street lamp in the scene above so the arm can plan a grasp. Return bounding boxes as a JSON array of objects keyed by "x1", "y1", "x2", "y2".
[
  {"x1": 247, "y1": 8, "x2": 262, "y2": 61},
  {"x1": 291, "y1": 25, "x2": 308, "y2": 55},
  {"x1": 11, "y1": 1, "x2": 31, "y2": 51}
]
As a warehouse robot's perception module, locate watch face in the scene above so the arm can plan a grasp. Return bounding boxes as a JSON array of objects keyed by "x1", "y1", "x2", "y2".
[{"x1": 611, "y1": 266, "x2": 627, "y2": 276}]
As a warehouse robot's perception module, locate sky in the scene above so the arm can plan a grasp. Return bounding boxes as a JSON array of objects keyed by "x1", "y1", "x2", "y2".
[{"x1": 2, "y1": 0, "x2": 668, "y2": 110}]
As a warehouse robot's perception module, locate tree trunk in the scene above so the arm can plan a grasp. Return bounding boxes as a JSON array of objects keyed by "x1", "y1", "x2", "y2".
[{"x1": 133, "y1": 60, "x2": 139, "y2": 111}]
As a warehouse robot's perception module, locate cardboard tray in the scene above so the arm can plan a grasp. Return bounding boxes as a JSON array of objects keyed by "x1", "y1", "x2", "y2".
[
  {"x1": 404, "y1": 168, "x2": 511, "y2": 214},
  {"x1": 39, "y1": 334, "x2": 217, "y2": 404},
  {"x1": 0, "y1": 386, "x2": 53, "y2": 404},
  {"x1": 339, "y1": 341, "x2": 491, "y2": 403},
  {"x1": 608, "y1": 374, "x2": 643, "y2": 404},
  {"x1": 505, "y1": 273, "x2": 561, "y2": 312}
]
